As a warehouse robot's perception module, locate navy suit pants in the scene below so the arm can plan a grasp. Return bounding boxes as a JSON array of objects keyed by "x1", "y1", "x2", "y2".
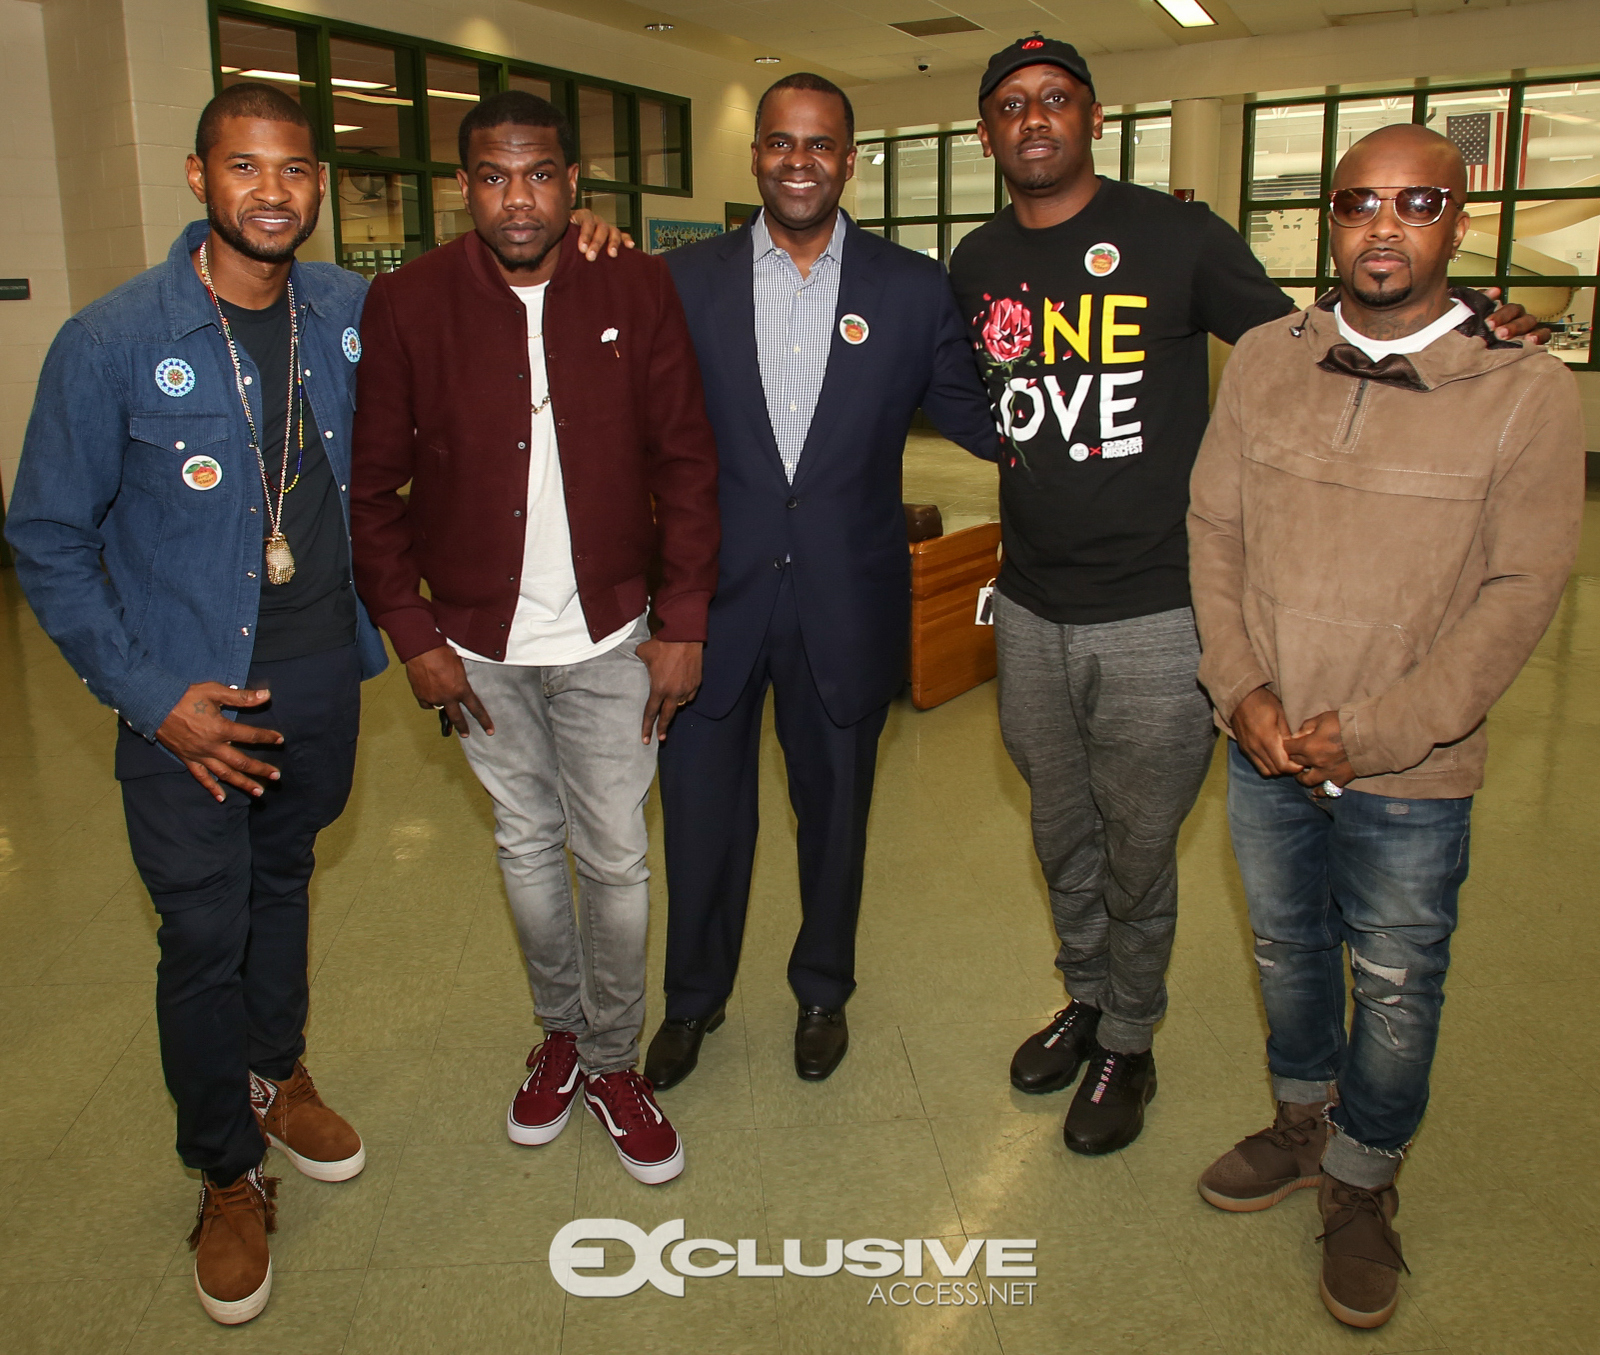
[{"x1": 659, "y1": 571, "x2": 888, "y2": 1018}]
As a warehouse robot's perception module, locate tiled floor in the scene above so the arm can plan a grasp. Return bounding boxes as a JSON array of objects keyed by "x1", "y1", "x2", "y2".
[{"x1": 2, "y1": 477, "x2": 1598, "y2": 1353}]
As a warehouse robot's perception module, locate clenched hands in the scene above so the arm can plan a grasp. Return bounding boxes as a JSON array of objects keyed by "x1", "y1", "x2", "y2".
[
  {"x1": 157, "y1": 683, "x2": 283, "y2": 802},
  {"x1": 1232, "y1": 685, "x2": 1301, "y2": 778},
  {"x1": 638, "y1": 639, "x2": 702, "y2": 744},
  {"x1": 406, "y1": 645, "x2": 495, "y2": 736},
  {"x1": 1284, "y1": 710, "x2": 1355, "y2": 791}
]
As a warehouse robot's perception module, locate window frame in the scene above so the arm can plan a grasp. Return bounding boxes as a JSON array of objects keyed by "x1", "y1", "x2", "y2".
[
  {"x1": 1242, "y1": 75, "x2": 1600, "y2": 371},
  {"x1": 209, "y1": 0, "x2": 693, "y2": 275},
  {"x1": 853, "y1": 110, "x2": 1171, "y2": 262}
]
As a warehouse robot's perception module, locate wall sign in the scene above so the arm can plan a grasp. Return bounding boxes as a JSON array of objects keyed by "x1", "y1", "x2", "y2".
[
  {"x1": 646, "y1": 219, "x2": 723, "y2": 254},
  {"x1": 0, "y1": 279, "x2": 31, "y2": 301}
]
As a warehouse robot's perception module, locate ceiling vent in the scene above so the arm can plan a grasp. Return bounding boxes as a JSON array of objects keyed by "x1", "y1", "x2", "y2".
[{"x1": 890, "y1": 16, "x2": 983, "y2": 37}]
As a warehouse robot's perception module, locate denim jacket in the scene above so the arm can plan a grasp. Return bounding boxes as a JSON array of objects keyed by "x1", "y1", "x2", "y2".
[{"x1": 6, "y1": 220, "x2": 389, "y2": 740}]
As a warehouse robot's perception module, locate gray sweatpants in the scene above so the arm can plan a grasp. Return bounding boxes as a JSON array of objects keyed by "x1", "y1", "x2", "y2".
[
  {"x1": 457, "y1": 619, "x2": 656, "y2": 1074},
  {"x1": 995, "y1": 594, "x2": 1215, "y2": 1054}
]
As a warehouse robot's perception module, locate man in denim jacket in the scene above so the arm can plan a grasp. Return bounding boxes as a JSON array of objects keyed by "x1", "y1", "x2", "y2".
[{"x1": 6, "y1": 83, "x2": 389, "y2": 1325}]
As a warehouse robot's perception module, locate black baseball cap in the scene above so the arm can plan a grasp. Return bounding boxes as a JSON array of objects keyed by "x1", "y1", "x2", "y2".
[{"x1": 978, "y1": 34, "x2": 1096, "y2": 106}]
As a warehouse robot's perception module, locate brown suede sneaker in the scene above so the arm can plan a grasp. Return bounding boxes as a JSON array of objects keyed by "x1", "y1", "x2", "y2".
[
  {"x1": 250, "y1": 1063, "x2": 365, "y2": 1182},
  {"x1": 1318, "y1": 1175, "x2": 1406, "y2": 1329},
  {"x1": 1197, "y1": 1100, "x2": 1328, "y2": 1211},
  {"x1": 189, "y1": 1167, "x2": 276, "y2": 1325}
]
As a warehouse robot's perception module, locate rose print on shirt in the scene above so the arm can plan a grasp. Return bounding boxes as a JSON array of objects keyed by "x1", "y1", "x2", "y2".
[{"x1": 982, "y1": 297, "x2": 1032, "y2": 363}]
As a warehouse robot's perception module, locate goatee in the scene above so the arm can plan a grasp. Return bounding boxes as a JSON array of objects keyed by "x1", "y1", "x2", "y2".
[{"x1": 208, "y1": 204, "x2": 317, "y2": 263}]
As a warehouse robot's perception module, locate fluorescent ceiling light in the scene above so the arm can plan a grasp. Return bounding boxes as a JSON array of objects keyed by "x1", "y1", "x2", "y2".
[
  {"x1": 755, "y1": 56, "x2": 781, "y2": 64},
  {"x1": 334, "y1": 124, "x2": 363, "y2": 133},
  {"x1": 239, "y1": 69, "x2": 300, "y2": 82},
  {"x1": 427, "y1": 89, "x2": 478, "y2": 101},
  {"x1": 335, "y1": 92, "x2": 413, "y2": 106},
  {"x1": 1154, "y1": 0, "x2": 1216, "y2": 27},
  {"x1": 330, "y1": 77, "x2": 388, "y2": 89}
]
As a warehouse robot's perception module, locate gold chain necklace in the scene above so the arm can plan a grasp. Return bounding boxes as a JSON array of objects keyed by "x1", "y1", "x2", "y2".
[{"x1": 198, "y1": 242, "x2": 303, "y2": 584}]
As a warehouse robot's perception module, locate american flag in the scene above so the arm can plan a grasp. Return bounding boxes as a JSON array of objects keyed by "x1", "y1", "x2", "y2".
[{"x1": 1446, "y1": 111, "x2": 1531, "y2": 190}]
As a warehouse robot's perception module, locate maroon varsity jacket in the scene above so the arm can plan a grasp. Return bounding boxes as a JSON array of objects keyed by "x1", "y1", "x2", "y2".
[{"x1": 349, "y1": 224, "x2": 719, "y2": 663}]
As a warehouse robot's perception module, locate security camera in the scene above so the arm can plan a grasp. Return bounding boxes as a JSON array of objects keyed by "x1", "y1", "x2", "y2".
[{"x1": 917, "y1": 60, "x2": 930, "y2": 72}]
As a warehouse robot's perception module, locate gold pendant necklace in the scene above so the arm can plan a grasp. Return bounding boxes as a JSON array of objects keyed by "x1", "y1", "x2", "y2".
[{"x1": 199, "y1": 241, "x2": 301, "y2": 584}]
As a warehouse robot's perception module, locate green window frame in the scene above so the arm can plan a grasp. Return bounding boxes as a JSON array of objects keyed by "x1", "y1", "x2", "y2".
[
  {"x1": 854, "y1": 110, "x2": 1171, "y2": 263},
  {"x1": 1242, "y1": 75, "x2": 1600, "y2": 370},
  {"x1": 209, "y1": 0, "x2": 693, "y2": 277}
]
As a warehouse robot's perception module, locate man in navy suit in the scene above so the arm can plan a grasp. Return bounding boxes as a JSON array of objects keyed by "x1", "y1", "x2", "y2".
[{"x1": 645, "y1": 74, "x2": 998, "y2": 1087}]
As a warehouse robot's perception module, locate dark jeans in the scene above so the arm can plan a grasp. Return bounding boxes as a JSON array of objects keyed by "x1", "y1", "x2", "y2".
[
  {"x1": 1226, "y1": 741, "x2": 1470, "y2": 1187},
  {"x1": 659, "y1": 570, "x2": 888, "y2": 1018},
  {"x1": 119, "y1": 644, "x2": 360, "y2": 1185}
]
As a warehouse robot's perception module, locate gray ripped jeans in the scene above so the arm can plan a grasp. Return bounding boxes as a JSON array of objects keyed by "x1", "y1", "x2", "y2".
[
  {"x1": 458, "y1": 620, "x2": 656, "y2": 1074},
  {"x1": 995, "y1": 594, "x2": 1216, "y2": 1054}
]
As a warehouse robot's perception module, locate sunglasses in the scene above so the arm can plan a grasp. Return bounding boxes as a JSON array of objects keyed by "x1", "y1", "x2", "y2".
[{"x1": 1328, "y1": 186, "x2": 1457, "y2": 228}]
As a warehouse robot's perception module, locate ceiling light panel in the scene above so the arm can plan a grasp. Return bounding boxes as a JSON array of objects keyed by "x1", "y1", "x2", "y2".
[{"x1": 1154, "y1": 0, "x2": 1217, "y2": 27}]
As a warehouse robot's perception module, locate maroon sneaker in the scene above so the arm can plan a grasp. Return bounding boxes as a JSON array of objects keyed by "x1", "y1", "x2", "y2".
[
  {"x1": 506, "y1": 1031, "x2": 581, "y2": 1146},
  {"x1": 582, "y1": 1070, "x2": 685, "y2": 1184}
]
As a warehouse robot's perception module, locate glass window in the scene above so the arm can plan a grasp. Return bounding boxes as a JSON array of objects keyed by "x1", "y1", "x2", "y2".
[
  {"x1": 948, "y1": 219, "x2": 986, "y2": 256},
  {"x1": 1335, "y1": 96, "x2": 1415, "y2": 167},
  {"x1": 1279, "y1": 286, "x2": 1317, "y2": 312},
  {"x1": 338, "y1": 170, "x2": 420, "y2": 275},
  {"x1": 1252, "y1": 103, "x2": 1323, "y2": 200},
  {"x1": 580, "y1": 189, "x2": 636, "y2": 232},
  {"x1": 1130, "y1": 117, "x2": 1171, "y2": 193},
  {"x1": 1520, "y1": 80, "x2": 1600, "y2": 190},
  {"x1": 1526, "y1": 285, "x2": 1594, "y2": 365},
  {"x1": 856, "y1": 143, "x2": 886, "y2": 220},
  {"x1": 510, "y1": 72, "x2": 553, "y2": 103},
  {"x1": 432, "y1": 175, "x2": 472, "y2": 245},
  {"x1": 895, "y1": 223, "x2": 939, "y2": 258},
  {"x1": 426, "y1": 55, "x2": 481, "y2": 167},
  {"x1": 1428, "y1": 87, "x2": 1513, "y2": 192},
  {"x1": 579, "y1": 86, "x2": 628, "y2": 183},
  {"x1": 640, "y1": 97, "x2": 684, "y2": 190},
  {"x1": 1247, "y1": 208, "x2": 1320, "y2": 277},
  {"x1": 1092, "y1": 120, "x2": 1123, "y2": 180},
  {"x1": 330, "y1": 39, "x2": 412, "y2": 159},
  {"x1": 946, "y1": 134, "x2": 994, "y2": 216},
  {"x1": 892, "y1": 138, "x2": 939, "y2": 219},
  {"x1": 217, "y1": 16, "x2": 305, "y2": 102}
]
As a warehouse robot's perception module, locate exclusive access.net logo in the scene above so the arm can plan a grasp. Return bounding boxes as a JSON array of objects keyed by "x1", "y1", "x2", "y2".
[{"x1": 550, "y1": 1219, "x2": 1039, "y2": 1307}]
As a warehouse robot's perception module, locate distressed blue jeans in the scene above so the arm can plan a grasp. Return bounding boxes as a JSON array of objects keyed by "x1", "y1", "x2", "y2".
[{"x1": 1226, "y1": 742, "x2": 1471, "y2": 1188}]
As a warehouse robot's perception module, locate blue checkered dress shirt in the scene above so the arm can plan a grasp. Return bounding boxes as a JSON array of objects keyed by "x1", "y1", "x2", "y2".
[{"x1": 751, "y1": 209, "x2": 847, "y2": 483}]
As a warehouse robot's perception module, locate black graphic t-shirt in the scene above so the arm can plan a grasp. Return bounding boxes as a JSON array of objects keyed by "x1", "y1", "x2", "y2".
[{"x1": 949, "y1": 178, "x2": 1292, "y2": 625}]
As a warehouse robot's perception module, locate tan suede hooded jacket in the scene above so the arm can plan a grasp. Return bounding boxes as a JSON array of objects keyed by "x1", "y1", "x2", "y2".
[{"x1": 1188, "y1": 291, "x2": 1585, "y2": 798}]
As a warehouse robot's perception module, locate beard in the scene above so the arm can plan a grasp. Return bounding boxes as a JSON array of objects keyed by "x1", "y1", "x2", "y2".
[
  {"x1": 208, "y1": 202, "x2": 318, "y2": 263},
  {"x1": 485, "y1": 229, "x2": 561, "y2": 275}
]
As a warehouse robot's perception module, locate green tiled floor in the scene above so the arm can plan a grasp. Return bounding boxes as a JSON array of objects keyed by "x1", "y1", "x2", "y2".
[{"x1": 1, "y1": 490, "x2": 1597, "y2": 1353}]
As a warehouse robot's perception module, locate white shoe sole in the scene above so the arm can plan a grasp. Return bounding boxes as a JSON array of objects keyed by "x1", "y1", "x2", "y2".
[
  {"x1": 506, "y1": 1099, "x2": 573, "y2": 1147},
  {"x1": 195, "y1": 1258, "x2": 272, "y2": 1325},
  {"x1": 614, "y1": 1137, "x2": 685, "y2": 1185},
  {"x1": 266, "y1": 1132, "x2": 366, "y2": 1183}
]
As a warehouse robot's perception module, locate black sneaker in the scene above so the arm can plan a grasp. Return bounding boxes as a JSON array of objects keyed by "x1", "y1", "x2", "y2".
[
  {"x1": 1010, "y1": 1001, "x2": 1100, "y2": 1094},
  {"x1": 1063, "y1": 1044, "x2": 1157, "y2": 1156}
]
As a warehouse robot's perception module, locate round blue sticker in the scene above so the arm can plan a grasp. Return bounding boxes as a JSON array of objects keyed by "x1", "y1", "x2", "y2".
[
  {"x1": 155, "y1": 358, "x2": 196, "y2": 397},
  {"x1": 341, "y1": 327, "x2": 361, "y2": 363}
]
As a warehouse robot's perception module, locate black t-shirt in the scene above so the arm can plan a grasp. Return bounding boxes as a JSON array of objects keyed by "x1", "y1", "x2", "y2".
[
  {"x1": 218, "y1": 292, "x2": 357, "y2": 662},
  {"x1": 948, "y1": 178, "x2": 1293, "y2": 625}
]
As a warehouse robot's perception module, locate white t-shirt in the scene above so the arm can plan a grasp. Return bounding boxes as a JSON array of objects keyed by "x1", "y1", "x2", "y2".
[
  {"x1": 452, "y1": 283, "x2": 639, "y2": 667},
  {"x1": 1334, "y1": 298, "x2": 1473, "y2": 363}
]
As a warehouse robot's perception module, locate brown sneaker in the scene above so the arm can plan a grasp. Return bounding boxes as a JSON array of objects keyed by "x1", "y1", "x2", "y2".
[
  {"x1": 1318, "y1": 1175, "x2": 1406, "y2": 1329},
  {"x1": 1197, "y1": 1100, "x2": 1328, "y2": 1212},
  {"x1": 250, "y1": 1063, "x2": 365, "y2": 1182},
  {"x1": 189, "y1": 1167, "x2": 276, "y2": 1325}
]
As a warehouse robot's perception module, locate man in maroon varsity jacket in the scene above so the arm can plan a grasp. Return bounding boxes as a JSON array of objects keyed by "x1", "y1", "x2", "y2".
[{"x1": 349, "y1": 91, "x2": 718, "y2": 1186}]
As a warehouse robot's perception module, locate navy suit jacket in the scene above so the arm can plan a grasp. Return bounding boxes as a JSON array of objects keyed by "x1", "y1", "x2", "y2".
[{"x1": 666, "y1": 215, "x2": 999, "y2": 728}]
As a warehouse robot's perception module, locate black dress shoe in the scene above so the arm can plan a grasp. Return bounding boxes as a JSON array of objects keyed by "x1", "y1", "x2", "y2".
[
  {"x1": 794, "y1": 1006, "x2": 849, "y2": 1081},
  {"x1": 1010, "y1": 1001, "x2": 1101, "y2": 1094},
  {"x1": 643, "y1": 1006, "x2": 726, "y2": 1091},
  {"x1": 1063, "y1": 1044, "x2": 1157, "y2": 1156}
]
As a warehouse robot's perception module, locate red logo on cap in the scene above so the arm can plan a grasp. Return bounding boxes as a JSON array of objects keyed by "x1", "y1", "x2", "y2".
[{"x1": 1022, "y1": 38, "x2": 1044, "y2": 47}]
